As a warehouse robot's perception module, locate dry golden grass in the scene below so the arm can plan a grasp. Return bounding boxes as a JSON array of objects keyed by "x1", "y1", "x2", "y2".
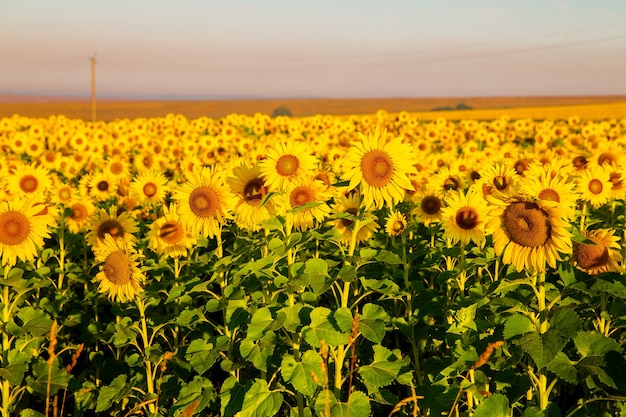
[{"x1": 1, "y1": 95, "x2": 626, "y2": 121}]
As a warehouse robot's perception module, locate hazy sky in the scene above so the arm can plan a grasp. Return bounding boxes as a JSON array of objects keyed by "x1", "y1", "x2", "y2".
[{"x1": 1, "y1": 0, "x2": 626, "y2": 99}]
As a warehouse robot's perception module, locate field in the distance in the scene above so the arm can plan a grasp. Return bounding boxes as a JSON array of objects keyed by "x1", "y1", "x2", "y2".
[{"x1": 1, "y1": 95, "x2": 626, "y2": 120}]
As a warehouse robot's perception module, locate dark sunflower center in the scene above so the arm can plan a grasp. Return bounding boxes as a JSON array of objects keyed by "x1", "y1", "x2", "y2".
[
  {"x1": 143, "y1": 182, "x2": 158, "y2": 198},
  {"x1": 290, "y1": 186, "x2": 314, "y2": 207},
  {"x1": 341, "y1": 207, "x2": 358, "y2": 227},
  {"x1": 97, "y1": 219, "x2": 125, "y2": 240},
  {"x1": 276, "y1": 155, "x2": 299, "y2": 177},
  {"x1": 443, "y1": 177, "x2": 459, "y2": 191},
  {"x1": 573, "y1": 242, "x2": 609, "y2": 270},
  {"x1": 243, "y1": 179, "x2": 266, "y2": 206},
  {"x1": 361, "y1": 150, "x2": 394, "y2": 187},
  {"x1": 572, "y1": 156, "x2": 588, "y2": 170},
  {"x1": 159, "y1": 221, "x2": 184, "y2": 245},
  {"x1": 514, "y1": 159, "x2": 528, "y2": 176},
  {"x1": 538, "y1": 189, "x2": 560, "y2": 202},
  {"x1": 103, "y1": 251, "x2": 132, "y2": 285},
  {"x1": 392, "y1": 219, "x2": 406, "y2": 234},
  {"x1": 110, "y1": 161, "x2": 124, "y2": 175},
  {"x1": 189, "y1": 186, "x2": 218, "y2": 218},
  {"x1": 421, "y1": 195, "x2": 442, "y2": 215},
  {"x1": 493, "y1": 175, "x2": 507, "y2": 191},
  {"x1": 455, "y1": 207, "x2": 479, "y2": 230},
  {"x1": 609, "y1": 172, "x2": 623, "y2": 190},
  {"x1": 97, "y1": 181, "x2": 109, "y2": 192},
  {"x1": 598, "y1": 152, "x2": 617, "y2": 167},
  {"x1": 19, "y1": 175, "x2": 38, "y2": 193},
  {"x1": 588, "y1": 179, "x2": 603, "y2": 195},
  {"x1": 502, "y1": 201, "x2": 551, "y2": 248},
  {"x1": 70, "y1": 204, "x2": 88, "y2": 222},
  {"x1": 0, "y1": 211, "x2": 30, "y2": 245}
]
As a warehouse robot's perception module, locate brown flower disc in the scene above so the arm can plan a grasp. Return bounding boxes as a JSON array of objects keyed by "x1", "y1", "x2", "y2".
[
  {"x1": 103, "y1": 251, "x2": 132, "y2": 285},
  {"x1": 455, "y1": 207, "x2": 479, "y2": 230},
  {"x1": 97, "y1": 181, "x2": 110, "y2": 192},
  {"x1": 243, "y1": 179, "x2": 266, "y2": 206},
  {"x1": 538, "y1": 189, "x2": 560, "y2": 203},
  {"x1": 361, "y1": 150, "x2": 394, "y2": 187},
  {"x1": 159, "y1": 221, "x2": 184, "y2": 245},
  {"x1": 588, "y1": 179, "x2": 604, "y2": 195},
  {"x1": 276, "y1": 155, "x2": 299, "y2": 177},
  {"x1": 189, "y1": 186, "x2": 219, "y2": 218},
  {"x1": 573, "y1": 243, "x2": 609, "y2": 270},
  {"x1": 502, "y1": 201, "x2": 551, "y2": 248},
  {"x1": 19, "y1": 175, "x2": 38, "y2": 193},
  {"x1": 421, "y1": 195, "x2": 442, "y2": 215},
  {"x1": 0, "y1": 211, "x2": 30, "y2": 245},
  {"x1": 70, "y1": 203, "x2": 88, "y2": 222},
  {"x1": 97, "y1": 219, "x2": 125, "y2": 240},
  {"x1": 493, "y1": 175, "x2": 507, "y2": 191},
  {"x1": 143, "y1": 182, "x2": 158, "y2": 198},
  {"x1": 290, "y1": 186, "x2": 314, "y2": 207}
]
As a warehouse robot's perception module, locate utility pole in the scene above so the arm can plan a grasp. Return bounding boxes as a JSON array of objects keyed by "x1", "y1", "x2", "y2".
[{"x1": 89, "y1": 54, "x2": 97, "y2": 122}]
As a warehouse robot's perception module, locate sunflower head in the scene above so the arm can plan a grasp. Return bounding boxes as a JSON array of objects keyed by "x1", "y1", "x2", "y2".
[{"x1": 94, "y1": 235, "x2": 145, "y2": 303}]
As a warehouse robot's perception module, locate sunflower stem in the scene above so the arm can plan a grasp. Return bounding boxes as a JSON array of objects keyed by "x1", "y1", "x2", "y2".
[
  {"x1": 535, "y1": 271, "x2": 550, "y2": 410},
  {"x1": 579, "y1": 201, "x2": 587, "y2": 231},
  {"x1": 1, "y1": 278, "x2": 13, "y2": 417},
  {"x1": 136, "y1": 296, "x2": 157, "y2": 415},
  {"x1": 402, "y1": 233, "x2": 424, "y2": 386}
]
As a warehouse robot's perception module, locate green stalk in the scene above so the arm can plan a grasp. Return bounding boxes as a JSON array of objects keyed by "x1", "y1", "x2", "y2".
[
  {"x1": 401, "y1": 233, "x2": 423, "y2": 386},
  {"x1": 1, "y1": 283, "x2": 11, "y2": 417},
  {"x1": 136, "y1": 296, "x2": 157, "y2": 415},
  {"x1": 535, "y1": 271, "x2": 552, "y2": 411}
]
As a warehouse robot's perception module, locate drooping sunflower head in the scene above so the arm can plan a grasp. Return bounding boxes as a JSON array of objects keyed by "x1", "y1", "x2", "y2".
[
  {"x1": 572, "y1": 228, "x2": 624, "y2": 275},
  {"x1": 385, "y1": 210, "x2": 408, "y2": 237}
]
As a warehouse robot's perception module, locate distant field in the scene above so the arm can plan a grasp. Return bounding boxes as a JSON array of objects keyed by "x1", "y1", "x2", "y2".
[{"x1": 1, "y1": 95, "x2": 626, "y2": 120}]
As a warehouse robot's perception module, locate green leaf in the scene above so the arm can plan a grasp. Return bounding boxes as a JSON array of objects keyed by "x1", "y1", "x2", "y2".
[
  {"x1": 334, "y1": 307, "x2": 354, "y2": 333},
  {"x1": 240, "y1": 331, "x2": 276, "y2": 372},
  {"x1": 375, "y1": 250, "x2": 402, "y2": 265},
  {"x1": 0, "y1": 363, "x2": 28, "y2": 386},
  {"x1": 302, "y1": 307, "x2": 350, "y2": 347},
  {"x1": 550, "y1": 309, "x2": 581, "y2": 339},
  {"x1": 281, "y1": 350, "x2": 325, "y2": 397},
  {"x1": 185, "y1": 339, "x2": 218, "y2": 375},
  {"x1": 170, "y1": 375, "x2": 216, "y2": 416},
  {"x1": 112, "y1": 316, "x2": 139, "y2": 347},
  {"x1": 95, "y1": 374, "x2": 129, "y2": 413},
  {"x1": 358, "y1": 345, "x2": 403, "y2": 387},
  {"x1": 314, "y1": 390, "x2": 371, "y2": 417},
  {"x1": 16, "y1": 306, "x2": 53, "y2": 337},
  {"x1": 503, "y1": 314, "x2": 535, "y2": 340},
  {"x1": 573, "y1": 331, "x2": 621, "y2": 357},
  {"x1": 26, "y1": 359, "x2": 69, "y2": 397},
  {"x1": 220, "y1": 376, "x2": 248, "y2": 417},
  {"x1": 359, "y1": 248, "x2": 377, "y2": 259},
  {"x1": 337, "y1": 264, "x2": 356, "y2": 283},
  {"x1": 359, "y1": 304, "x2": 388, "y2": 344},
  {"x1": 521, "y1": 407, "x2": 545, "y2": 417},
  {"x1": 518, "y1": 330, "x2": 567, "y2": 369},
  {"x1": 247, "y1": 307, "x2": 274, "y2": 341},
  {"x1": 546, "y1": 352, "x2": 577, "y2": 384},
  {"x1": 472, "y1": 393, "x2": 509, "y2": 417},
  {"x1": 240, "y1": 379, "x2": 283, "y2": 417},
  {"x1": 306, "y1": 258, "x2": 330, "y2": 295}
]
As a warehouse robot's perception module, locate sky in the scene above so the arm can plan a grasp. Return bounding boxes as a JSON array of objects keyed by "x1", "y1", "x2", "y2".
[{"x1": 1, "y1": 0, "x2": 626, "y2": 99}]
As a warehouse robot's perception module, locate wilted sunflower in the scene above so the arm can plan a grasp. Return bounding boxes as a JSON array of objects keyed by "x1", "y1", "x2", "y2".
[
  {"x1": 385, "y1": 210, "x2": 408, "y2": 237},
  {"x1": 488, "y1": 195, "x2": 572, "y2": 272},
  {"x1": 331, "y1": 192, "x2": 379, "y2": 245},
  {"x1": 441, "y1": 189, "x2": 490, "y2": 247},
  {"x1": 342, "y1": 126, "x2": 417, "y2": 210},
  {"x1": 227, "y1": 162, "x2": 277, "y2": 232},
  {"x1": 259, "y1": 140, "x2": 319, "y2": 192},
  {"x1": 130, "y1": 169, "x2": 169, "y2": 207},
  {"x1": 94, "y1": 235, "x2": 145, "y2": 303},
  {"x1": 147, "y1": 203, "x2": 196, "y2": 258},
  {"x1": 173, "y1": 166, "x2": 236, "y2": 238},
  {"x1": 0, "y1": 197, "x2": 53, "y2": 267},
  {"x1": 572, "y1": 228, "x2": 624, "y2": 275},
  {"x1": 85, "y1": 206, "x2": 139, "y2": 249},
  {"x1": 283, "y1": 179, "x2": 332, "y2": 231},
  {"x1": 577, "y1": 165, "x2": 612, "y2": 209},
  {"x1": 5, "y1": 162, "x2": 52, "y2": 199}
]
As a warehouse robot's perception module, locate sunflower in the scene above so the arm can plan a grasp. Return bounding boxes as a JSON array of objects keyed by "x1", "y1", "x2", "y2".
[
  {"x1": 88, "y1": 171, "x2": 118, "y2": 203},
  {"x1": 226, "y1": 162, "x2": 276, "y2": 232},
  {"x1": 441, "y1": 189, "x2": 490, "y2": 247},
  {"x1": 283, "y1": 179, "x2": 332, "y2": 232},
  {"x1": 475, "y1": 160, "x2": 518, "y2": 198},
  {"x1": 130, "y1": 169, "x2": 169, "y2": 207},
  {"x1": 413, "y1": 187, "x2": 444, "y2": 225},
  {"x1": 572, "y1": 228, "x2": 624, "y2": 275},
  {"x1": 173, "y1": 166, "x2": 236, "y2": 239},
  {"x1": 331, "y1": 192, "x2": 379, "y2": 245},
  {"x1": 577, "y1": 165, "x2": 612, "y2": 209},
  {"x1": 0, "y1": 197, "x2": 53, "y2": 267},
  {"x1": 487, "y1": 196, "x2": 572, "y2": 272},
  {"x1": 342, "y1": 126, "x2": 417, "y2": 210},
  {"x1": 385, "y1": 210, "x2": 408, "y2": 237},
  {"x1": 66, "y1": 200, "x2": 96, "y2": 234},
  {"x1": 5, "y1": 162, "x2": 52, "y2": 199},
  {"x1": 85, "y1": 206, "x2": 139, "y2": 249},
  {"x1": 93, "y1": 235, "x2": 145, "y2": 303},
  {"x1": 259, "y1": 140, "x2": 319, "y2": 192},
  {"x1": 518, "y1": 171, "x2": 579, "y2": 221},
  {"x1": 147, "y1": 203, "x2": 196, "y2": 258}
]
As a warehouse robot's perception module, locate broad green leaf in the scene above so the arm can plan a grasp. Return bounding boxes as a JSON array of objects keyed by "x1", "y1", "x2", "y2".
[
  {"x1": 358, "y1": 304, "x2": 388, "y2": 344},
  {"x1": 220, "y1": 376, "x2": 249, "y2": 417},
  {"x1": 577, "y1": 356, "x2": 617, "y2": 388},
  {"x1": 334, "y1": 307, "x2": 353, "y2": 333},
  {"x1": 240, "y1": 379, "x2": 283, "y2": 417},
  {"x1": 26, "y1": 360, "x2": 69, "y2": 397},
  {"x1": 16, "y1": 306, "x2": 53, "y2": 337},
  {"x1": 337, "y1": 264, "x2": 356, "y2": 283},
  {"x1": 111, "y1": 316, "x2": 139, "y2": 347},
  {"x1": 503, "y1": 314, "x2": 535, "y2": 340},
  {"x1": 550, "y1": 309, "x2": 581, "y2": 338},
  {"x1": 170, "y1": 375, "x2": 216, "y2": 416},
  {"x1": 278, "y1": 304, "x2": 307, "y2": 332},
  {"x1": 302, "y1": 307, "x2": 350, "y2": 347},
  {"x1": 95, "y1": 374, "x2": 128, "y2": 413},
  {"x1": 240, "y1": 331, "x2": 276, "y2": 372},
  {"x1": 226, "y1": 300, "x2": 250, "y2": 331},
  {"x1": 375, "y1": 250, "x2": 402, "y2": 265},
  {"x1": 521, "y1": 407, "x2": 545, "y2": 417},
  {"x1": 546, "y1": 352, "x2": 577, "y2": 384},
  {"x1": 359, "y1": 248, "x2": 377, "y2": 259},
  {"x1": 358, "y1": 345, "x2": 403, "y2": 387},
  {"x1": 247, "y1": 307, "x2": 274, "y2": 341},
  {"x1": 306, "y1": 258, "x2": 330, "y2": 295},
  {"x1": 185, "y1": 339, "x2": 218, "y2": 375},
  {"x1": 518, "y1": 330, "x2": 567, "y2": 369},
  {"x1": 281, "y1": 350, "x2": 325, "y2": 397},
  {"x1": 472, "y1": 393, "x2": 509, "y2": 417},
  {"x1": 573, "y1": 331, "x2": 621, "y2": 357},
  {"x1": 314, "y1": 390, "x2": 371, "y2": 417},
  {"x1": 0, "y1": 363, "x2": 28, "y2": 386}
]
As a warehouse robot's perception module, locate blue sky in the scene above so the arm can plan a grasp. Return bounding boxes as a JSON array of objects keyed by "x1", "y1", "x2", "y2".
[{"x1": 1, "y1": 0, "x2": 626, "y2": 99}]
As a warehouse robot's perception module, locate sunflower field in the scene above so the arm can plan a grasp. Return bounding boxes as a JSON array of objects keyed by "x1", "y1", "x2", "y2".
[{"x1": 1, "y1": 110, "x2": 626, "y2": 417}]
